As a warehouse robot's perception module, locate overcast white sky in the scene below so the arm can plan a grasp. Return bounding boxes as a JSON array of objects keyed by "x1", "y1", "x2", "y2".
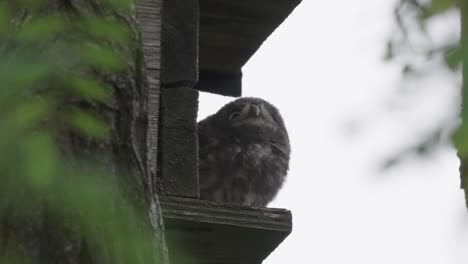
[{"x1": 198, "y1": 1, "x2": 468, "y2": 263}]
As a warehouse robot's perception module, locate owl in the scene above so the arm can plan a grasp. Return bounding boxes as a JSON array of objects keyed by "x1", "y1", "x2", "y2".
[{"x1": 198, "y1": 97, "x2": 290, "y2": 207}]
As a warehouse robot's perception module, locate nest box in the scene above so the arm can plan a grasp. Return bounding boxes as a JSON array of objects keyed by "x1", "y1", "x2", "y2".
[{"x1": 136, "y1": 0, "x2": 300, "y2": 263}]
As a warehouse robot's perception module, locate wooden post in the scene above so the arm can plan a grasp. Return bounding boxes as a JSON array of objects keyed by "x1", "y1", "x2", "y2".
[
  {"x1": 159, "y1": 0, "x2": 200, "y2": 198},
  {"x1": 137, "y1": 0, "x2": 164, "y2": 196},
  {"x1": 136, "y1": 0, "x2": 171, "y2": 262}
]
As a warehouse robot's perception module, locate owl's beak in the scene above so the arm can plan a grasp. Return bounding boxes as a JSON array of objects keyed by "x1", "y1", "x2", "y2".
[{"x1": 249, "y1": 104, "x2": 261, "y2": 117}]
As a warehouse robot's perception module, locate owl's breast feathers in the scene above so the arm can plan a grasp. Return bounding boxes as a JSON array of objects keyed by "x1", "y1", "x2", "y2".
[{"x1": 198, "y1": 129, "x2": 289, "y2": 206}]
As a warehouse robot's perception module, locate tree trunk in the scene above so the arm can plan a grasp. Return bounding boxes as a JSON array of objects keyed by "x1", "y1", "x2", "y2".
[
  {"x1": 0, "y1": 1, "x2": 169, "y2": 263},
  {"x1": 460, "y1": 0, "x2": 468, "y2": 209}
]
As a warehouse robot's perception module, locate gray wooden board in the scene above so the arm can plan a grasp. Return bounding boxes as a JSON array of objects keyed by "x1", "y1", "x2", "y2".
[
  {"x1": 159, "y1": 87, "x2": 200, "y2": 198},
  {"x1": 161, "y1": 0, "x2": 199, "y2": 86},
  {"x1": 160, "y1": 196, "x2": 292, "y2": 264},
  {"x1": 137, "y1": 0, "x2": 171, "y2": 262},
  {"x1": 137, "y1": 0, "x2": 163, "y2": 196},
  {"x1": 195, "y1": 70, "x2": 243, "y2": 97}
]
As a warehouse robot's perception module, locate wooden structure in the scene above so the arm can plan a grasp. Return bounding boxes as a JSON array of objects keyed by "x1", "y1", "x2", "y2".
[{"x1": 136, "y1": 0, "x2": 300, "y2": 263}]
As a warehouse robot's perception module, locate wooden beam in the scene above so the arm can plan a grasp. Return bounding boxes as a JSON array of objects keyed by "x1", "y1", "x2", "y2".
[
  {"x1": 159, "y1": 87, "x2": 199, "y2": 198},
  {"x1": 161, "y1": 0, "x2": 199, "y2": 86},
  {"x1": 196, "y1": 70, "x2": 243, "y2": 97},
  {"x1": 158, "y1": 0, "x2": 200, "y2": 198},
  {"x1": 160, "y1": 196, "x2": 292, "y2": 264},
  {"x1": 136, "y1": 0, "x2": 171, "y2": 262},
  {"x1": 138, "y1": 0, "x2": 163, "y2": 195}
]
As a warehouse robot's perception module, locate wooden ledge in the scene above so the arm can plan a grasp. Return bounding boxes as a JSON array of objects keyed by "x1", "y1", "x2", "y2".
[{"x1": 160, "y1": 196, "x2": 292, "y2": 264}]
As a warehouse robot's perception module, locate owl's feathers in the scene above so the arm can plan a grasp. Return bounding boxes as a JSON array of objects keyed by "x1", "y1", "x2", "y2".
[{"x1": 198, "y1": 97, "x2": 290, "y2": 207}]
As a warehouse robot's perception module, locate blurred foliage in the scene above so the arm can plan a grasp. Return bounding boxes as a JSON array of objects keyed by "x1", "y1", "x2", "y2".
[
  {"x1": 0, "y1": 0, "x2": 160, "y2": 262},
  {"x1": 388, "y1": 0, "x2": 468, "y2": 207},
  {"x1": 382, "y1": 0, "x2": 461, "y2": 168},
  {"x1": 386, "y1": 0, "x2": 460, "y2": 69}
]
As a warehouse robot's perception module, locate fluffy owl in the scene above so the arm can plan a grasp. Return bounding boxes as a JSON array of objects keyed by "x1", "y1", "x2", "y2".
[{"x1": 198, "y1": 97, "x2": 290, "y2": 207}]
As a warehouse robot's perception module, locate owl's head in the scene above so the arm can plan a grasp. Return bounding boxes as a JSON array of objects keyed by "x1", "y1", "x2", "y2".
[{"x1": 206, "y1": 97, "x2": 288, "y2": 141}]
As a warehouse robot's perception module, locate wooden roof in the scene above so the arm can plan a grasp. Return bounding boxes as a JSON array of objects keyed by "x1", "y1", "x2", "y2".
[{"x1": 195, "y1": 0, "x2": 301, "y2": 96}]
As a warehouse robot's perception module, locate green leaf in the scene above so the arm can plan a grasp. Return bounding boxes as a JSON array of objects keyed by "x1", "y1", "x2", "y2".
[
  {"x1": 0, "y1": 56, "x2": 52, "y2": 100},
  {"x1": 12, "y1": 61, "x2": 52, "y2": 85},
  {"x1": 422, "y1": 0, "x2": 457, "y2": 19},
  {"x1": 67, "y1": 110, "x2": 109, "y2": 139},
  {"x1": 453, "y1": 123, "x2": 468, "y2": 157},
  {"x1": 18, "y1": 0, "x2": 45, "y2": 10},
  {"x1": 104, "y1": 0, "x2": 133, "y2": 11},
  {"x1": 22, "y1": 133, "x2": 58, "y2": 190},
  {"x1": 75, "y1": 43, "x2": 125, "y2": 70},
  {"x1": 17, "y1": 16, "x2": 67, "y2": 42},
  {"x1": 13, "y1": 99, "x2": 51, "y2": 129},
  {"x1": 83, "y1": 17, "x2": 131, "y2": 42},
  {"x1": 444, "y1": 45, "x2": 462, "y2": 70},
  {"x1": 0, "y1": 2, "x2": 12, "y2": 34},
  {"x1": 69, "y1": 76, "x2": 112, "y2": 102}
]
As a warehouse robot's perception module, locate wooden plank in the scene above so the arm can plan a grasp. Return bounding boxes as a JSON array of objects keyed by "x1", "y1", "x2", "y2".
[
  {"x1": 138, "y1": 1, "x2": 163, "y2": 71},
  {"x1": 158, "y1": 0, "x2": 200, "y2": 198},
  {"x1": 196, "y1": 0, "x2": 301, "y2": 96},
  {"x1": 136, "y1": 2, "x2": 170, "y2": 262},
  {"x1": 159, "y1": 88, "x2": 200, "y2": 198},
  {"x1": 196, "y1": 70, "x2": 242, "y2": 97},
  {"x1": 160, "y1": 196, "x2": 292, "y2": 264},
  {"x1": 161, "y1": 0, "x2": 199, "y2": 86},
  {"x1": 137, "y1": 0, "x2": 163, "y2": 195}
]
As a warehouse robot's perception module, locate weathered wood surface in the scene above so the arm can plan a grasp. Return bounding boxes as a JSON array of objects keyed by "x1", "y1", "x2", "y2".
[
  {"x1": 157, "y1": 0, "x2": 200, "y2": 198},
  {"x1": 138, "y1": 0, "x2": 163, "y2": 193},
  {"x1": 195, "y1": 70, "x2": 243, "y2": 97},
  {"x1": 195, "y1": 0, "x2": 302, "y2": 96},
  {"x1": 160, "y1": 196, "x2": 292, "y2": 264},
  {"x1": 136, "y1": 0, "x2": 170, "y2": 262},
  {"x1": 161, "y1": 0, "x2": 199, "y2": 86},
  {"x1": 159, "y1": 87, "x2": 200, "y2": 198}
]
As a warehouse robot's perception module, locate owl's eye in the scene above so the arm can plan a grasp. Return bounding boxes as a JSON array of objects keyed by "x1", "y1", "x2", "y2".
[{"x1": 229, "y1": 111, "x2": 240, "y2": 120}]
